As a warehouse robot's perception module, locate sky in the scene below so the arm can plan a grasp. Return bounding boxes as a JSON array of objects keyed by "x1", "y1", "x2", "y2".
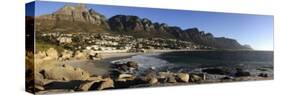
[{"x1": 26, "y1": 1, "x2": 274, "y2": 50}]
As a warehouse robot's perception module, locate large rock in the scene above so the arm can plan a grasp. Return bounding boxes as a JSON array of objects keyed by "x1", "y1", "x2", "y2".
[
  {"x1": 45, "y1": 48, "x2": 59, "y2": 60},
  {"x1": 35, "y1": 51, "x2": 47, "y2": 59},
  {"x1": 60, "y1": 50, "x2": 73, "y2": 61},
  {"x1": 89, "y1": 53, "x2": 102, "y2": 60},
  {"x1": 78, "y1": 77, "x2": 103, "y2": 91},
  {"x1": 35, "y1": 48, "x2": 59, "y2": 63},
  {"x1": 235, "y1": 68, "x2": 251, "y2": 77},
  {"x1": 39, "y1": 64, "x2": 90, "y2": 81},
  {"x1": 189, "y1": 74, "x2": 203, "y2": 82},
  {"x1": 98, "y1": 78, "x2": 114, "y2": 90},
  {"x1": 176, "y1": 73, "x2": 190, "y2": 83},
  {"x1": 167, "y1": 76, "x2": 177, "y2": 83},
  {"x1": 148, "y1": 77, "x2": 158, "y2": 85},
  {"x1": 73, "y1": 51, "x2": 88, "y2": 60},
  {"x1": 126, "y1": 61, "x2": 139, "y2": 69},
  {"x1": 202, "y1": 68, "x2": 230, "y2": 75},
  {"x1": 117, "y1": 74, "x2": 135, "y2": 82},
  {"x1": 111, "y1": 61, "x2": 139, "y2": 74},
  {"x1": 158, "y1": 72, "x2": 174, "y2": 78}
]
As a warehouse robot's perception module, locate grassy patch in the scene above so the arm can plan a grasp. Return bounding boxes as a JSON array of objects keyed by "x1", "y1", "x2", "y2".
[{"x1": 35, "y1": 38, "x2": 64, "y2": 53}]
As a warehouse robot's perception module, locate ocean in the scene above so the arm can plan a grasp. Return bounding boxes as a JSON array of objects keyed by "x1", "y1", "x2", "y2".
[{"x1": 111, "y1": 51, "x2": 273, "y2": 76}]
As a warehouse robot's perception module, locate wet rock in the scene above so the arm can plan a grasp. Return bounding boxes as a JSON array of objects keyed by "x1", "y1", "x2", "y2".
[
  {"x1": 126, "y1": 61, "x2": 139, "y2": 68},
  {"x1": 141, "y1": 71, "x2": 158, "y2": 84},
  {"x1": 202, "y1": 68, "x2": 230, "y2": 75},
  {"x1": 258, "y1": 73, "x2": 268, "y2": 78},
  {"x1": 149, "y1": 66, "x2": 156, "y2": 71},
  {"x1": 120, "y1": 65, "x2": 129, "y2": 71},
  {"x1": 235, "y1": 68, "x2": 250, "y2": 77},
  {"x1": 111, "y1": 61, "x2": 138, "y2": 74}
]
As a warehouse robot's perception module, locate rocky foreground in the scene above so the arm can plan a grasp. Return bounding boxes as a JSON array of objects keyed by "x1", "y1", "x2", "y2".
[{"x1": 26, "y1": 48, "x2": 272, "y2": 94}]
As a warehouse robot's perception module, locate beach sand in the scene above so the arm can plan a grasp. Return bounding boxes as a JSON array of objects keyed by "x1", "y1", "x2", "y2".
[{"x1": 61, "y1": 52, "x2": 142, "y2": 76}]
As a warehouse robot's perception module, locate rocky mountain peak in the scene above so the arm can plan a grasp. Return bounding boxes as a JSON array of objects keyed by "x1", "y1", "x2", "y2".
[
  {"x1": 35, "y1": 4, "x2": 110, "y2": 33},
  {"x1": 55, "y1": 4, "x2": 88, "y2": 15}
]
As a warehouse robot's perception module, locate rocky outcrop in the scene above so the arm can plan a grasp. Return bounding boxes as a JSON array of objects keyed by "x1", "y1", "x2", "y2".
[
  {"x1": 60, "y1": 50, "x2": 73, "y2": 61},
  {"x1": 110, "y1": 61, "x2": 139, "y2": 74},
  {"x1": 108, "y1": 15, "x2": 171, "y2": 33},
  {"x1": 73, "y1": 51, "x2": 88, "y2": 60},
  {"x1": 38, "y1": 64, "x2": 90, "y2": 81},
  {"x1": 35, "y1": 4, "x2": 109, "y2": 33},
  {"x1": 176, "y1": 73, "x2": 190, "y2": 83}
]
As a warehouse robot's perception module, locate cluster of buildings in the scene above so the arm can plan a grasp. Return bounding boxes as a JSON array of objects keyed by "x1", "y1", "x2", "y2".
[{"x1": 38, "y1": 33, "x2": 209, "y2": 53}]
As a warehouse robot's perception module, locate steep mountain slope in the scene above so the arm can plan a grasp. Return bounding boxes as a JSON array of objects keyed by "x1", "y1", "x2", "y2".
[
  {"x1": 33, "y1": 4, "x2": 251, "y2": 50},
  {"x1": 35, "y1": 4, "x2": 110, "y2": 33},
  {"x1": 107, "y1": 15, "x2": 251, "y2": 49}
]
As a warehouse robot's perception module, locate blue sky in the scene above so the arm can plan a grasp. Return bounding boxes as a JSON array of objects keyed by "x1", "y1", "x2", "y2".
[{"x1": 26, "y1": 1, "x2": 274, "y2": 50}]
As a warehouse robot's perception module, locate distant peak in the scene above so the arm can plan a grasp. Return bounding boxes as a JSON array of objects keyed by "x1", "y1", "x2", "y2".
[{"x1": 55, "y1": 4, "x2": 88, "y2": 15}]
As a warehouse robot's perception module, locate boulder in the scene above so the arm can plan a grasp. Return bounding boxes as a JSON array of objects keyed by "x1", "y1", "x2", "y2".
[
  {"x1": 126, "y1": 61, "x2": 139, "y2": 68},
  {"x1": 87, "y1": 76, "x2": 103, "y2": 81},
  {"x1": 148, "y1": 77, "x2": 158, "y2": 85},
  {"x1": 35, "y1": 85, "x2": 45, "y2": 91},
  {"x1": 220, "y1": 76, "x2": 233, "y2": 80},
  {"x1": 98, "y1": 78, "x2": 114, "y2": 90},
  {"x1": 45, "y1": 48, "x2": 59, "y2": 60},
  {"x1": 60, "y1": 50, "x2": 73, "y2": 61},
  {"x1": 202, "y1": 68, "x2": 230, "y2": 75},
  {"x1": 79, "y1": 81, "x2": 98, "y2": 91},
  {"x1": 190, "y1": 74, "x2": 202, "y2": 82},
  {"x1": 258, "y1": 73, "x2": 268, "y2": 78},
  {"x1": 176, "y1": 73, "x2": 189, "y2": 83},
  {"x1": 42, "y1": 64, "x2": 90, "y2": 81},
  {"x1": 158, "y1": 72, "x2": 174, "y2": 78},
  {"x1": 35, "y1": 51, "x2": 47, "y2": 59},
  {"x1": 117, "y1": 74, "x2": 135, "y2": 81},
  {"x1": 167, "y1": 76, "x2": 177, "y2": 83},
  {"x1": 89, "y1": 53, "x2": 102, "y2": 60},
  {"x1": 235, "y1": 68, "x2": 250, "y2": 77},
  {"x1": 120, "y1": 64, "x2": 129, "y2": 71},
  {"x1": 73, "y1": 51, "x2": 87, "y2": 60}
]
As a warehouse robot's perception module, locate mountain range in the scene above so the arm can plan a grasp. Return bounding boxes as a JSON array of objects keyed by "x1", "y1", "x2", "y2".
[{"x1": 31, "y1": 4, "x2": 252, "y2": 50}]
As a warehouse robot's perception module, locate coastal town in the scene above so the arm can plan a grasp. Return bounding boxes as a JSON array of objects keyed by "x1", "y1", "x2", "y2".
[{"x1": 38, "y1": 32, "x2": 212, "y2": 54}]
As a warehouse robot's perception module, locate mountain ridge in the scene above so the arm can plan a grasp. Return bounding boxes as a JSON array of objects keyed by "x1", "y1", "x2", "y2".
[{"x1": 33, "y1": 4, "x2": 252, "y2": 50}]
